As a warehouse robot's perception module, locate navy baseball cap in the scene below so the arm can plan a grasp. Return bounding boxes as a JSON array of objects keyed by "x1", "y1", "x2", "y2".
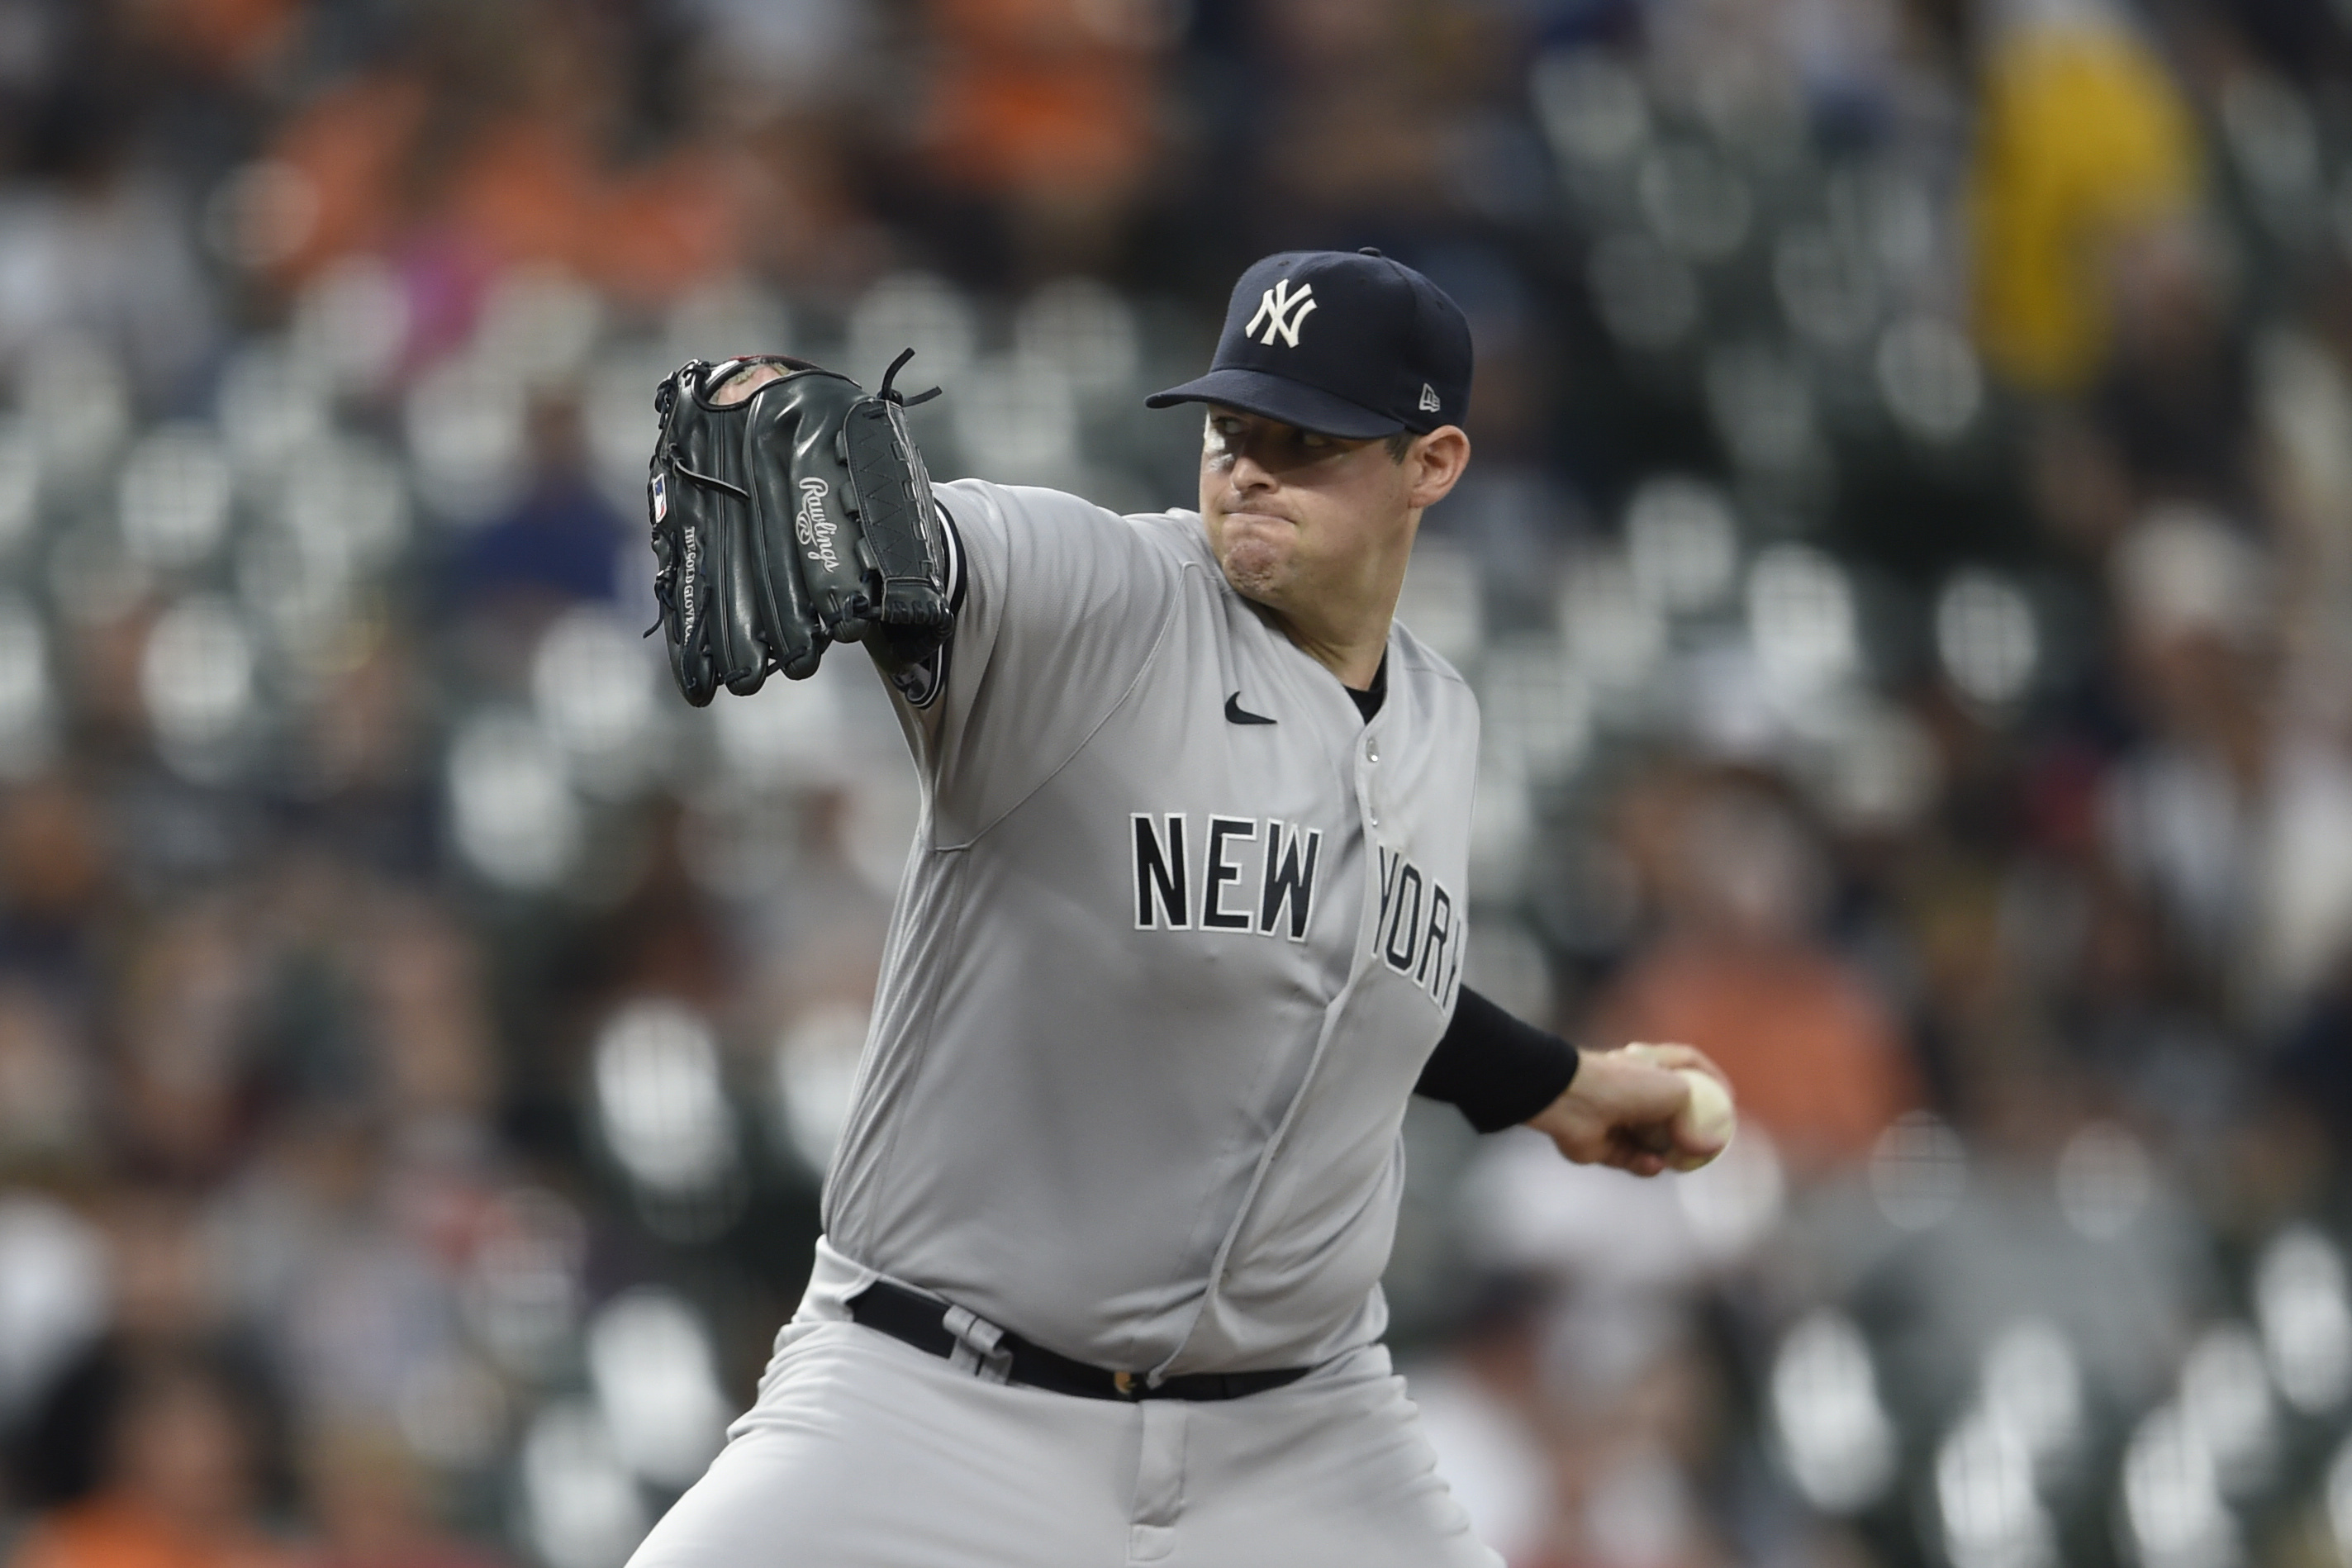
[{"x1": 1146, "y1": 249, "x2": 1473, "y2": 439}]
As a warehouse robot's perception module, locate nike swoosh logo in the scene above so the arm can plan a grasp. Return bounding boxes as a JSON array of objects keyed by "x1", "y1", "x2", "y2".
[{"x1": 1224, "y1": 692, "x2": 1276, "y2": 725}]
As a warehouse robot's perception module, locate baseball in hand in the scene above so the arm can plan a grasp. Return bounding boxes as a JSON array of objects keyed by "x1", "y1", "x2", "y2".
[
  {"x1": 1623, "y1": 1043, "x2": 1736, "y2": 1171},
  {"x1": 1667, "y1": 1069, "x2": 1735, "y2": 1171}
]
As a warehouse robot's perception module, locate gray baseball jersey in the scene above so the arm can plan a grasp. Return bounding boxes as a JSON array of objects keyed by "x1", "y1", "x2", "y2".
[{"x1": 822, "y1": 475, "x2": 1480, "y2": 1380}]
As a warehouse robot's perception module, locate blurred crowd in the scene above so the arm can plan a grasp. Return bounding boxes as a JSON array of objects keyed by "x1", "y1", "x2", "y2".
[{"x1": 5, "y1": 2, "x2": 2352, "y2": 1567}]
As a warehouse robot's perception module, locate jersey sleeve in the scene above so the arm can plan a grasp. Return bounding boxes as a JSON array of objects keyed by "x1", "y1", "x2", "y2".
[{"x1": 877, "y1": 477, "x2": 1184, "y2": 844}]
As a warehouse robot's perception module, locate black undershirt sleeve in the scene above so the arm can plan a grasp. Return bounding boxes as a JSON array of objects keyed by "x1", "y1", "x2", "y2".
[{"x1": 1413, "y1": 985, "x2": 1580, "y2": 1133}]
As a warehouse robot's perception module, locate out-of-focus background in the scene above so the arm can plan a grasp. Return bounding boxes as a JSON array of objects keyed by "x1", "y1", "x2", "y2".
[{"x1": 6, "y1": 1, "x2": 2352, "y2": 1566}]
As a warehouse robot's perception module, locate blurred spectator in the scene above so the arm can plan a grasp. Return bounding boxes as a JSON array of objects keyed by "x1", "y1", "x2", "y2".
[
  {"x1": 2103, "y1": 506, "x2": 2352, "y2": 1021},
  {"x1": 305, "y1": 1426, "x2": 504, "y2": 1568},
  {"x1": 0, "y1": 981, "x2": 93, "y2": 1174},
  {"x1": 97, "y1": 1190, "x2": 231, "y2": 1350},
  {"x1": 117, "y1": 0, "x2": 302, "y2": 84},
  {"x1": 1542, "y1": 1304, "x2": 1723, "y2": 1568},
  {"x1": 110, "y1": 904, "x2": 264, "y2": 1186},
  {"x1": 211, "y1": 1111, "x2": 463, "y2": 1428},
  {"x1": 291, "y1": 637, "x2": 431, "y2": 842},
  {"x1": 450, "y1": 395, "x2": 627, "y2": 634},
  {"x1": 261, "y1": 0, "x2": 750, "y2": 321},
  {"x1": 1416, "y1": 1278, "x2": 1731, "y2": 1568},
  {"x1": 9, "y1": 1350, "x2": 297, "y2": 1568},
  {"x1": 1969, "y1": 0, "x2": 2203, "y2": 392},
  {"x1": 914, "y1": 0, "x2": 1171, "y2": 276},
  {"x1": 358, "y1": 899, "x2": 498, "y2": 1137},
  {"x1": 679, "y1": 0, "x2": 867, "y2": 103},
  {"x1": 1586, "y1": 776, "x2": 1919, "y2": 1171},
  {"x1": 2090, "y1": 221, "x2": 2250, "y2": 513},
  {"x1": 0, "y1": 7, "x2": 219, "y2": 402},
  {"x1": 0, "y1": 777, "x2": 111, "y2": 970},
  {"x1": 1247, "y1": 0, "x2": 1509, "y2": 247},
  {"x1": 1408, "y1": 1276, "x2": 1557, "y2": 1564}
]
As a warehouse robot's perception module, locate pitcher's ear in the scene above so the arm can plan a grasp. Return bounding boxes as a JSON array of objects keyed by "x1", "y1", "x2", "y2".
[{"x1": 1407, "y1": 425, "x2": 1471, "y2": 508}]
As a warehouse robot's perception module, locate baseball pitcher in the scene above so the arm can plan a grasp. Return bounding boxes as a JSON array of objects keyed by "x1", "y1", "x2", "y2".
[{"x1": 630, "y1": 249, "x2": 1732, "y2": 1567}]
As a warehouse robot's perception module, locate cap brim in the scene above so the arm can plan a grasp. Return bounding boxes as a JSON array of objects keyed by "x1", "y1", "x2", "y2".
[{"x1": 1143, "y1": 368, "x2": 1404, "y2": 439}]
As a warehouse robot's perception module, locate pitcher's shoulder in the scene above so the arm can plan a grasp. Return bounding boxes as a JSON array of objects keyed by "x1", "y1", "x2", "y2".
[
  {"x1": 1389, "y1": 619, "x2": 1473, "y2": 695},
  {"x1": 929, "y1": 479, "x2": 1192, "y2": 587},
  {"x1": 1127, "y1": 506, "x2": 1217, "y2": 566}
]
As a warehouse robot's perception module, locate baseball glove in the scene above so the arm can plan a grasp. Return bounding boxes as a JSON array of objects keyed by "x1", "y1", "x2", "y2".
[{"x1": 646, "y1": 350, "x2": 954, "y2": 706}]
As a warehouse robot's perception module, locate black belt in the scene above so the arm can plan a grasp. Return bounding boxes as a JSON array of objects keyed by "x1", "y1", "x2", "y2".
[{"x1": 848, "y1": 1279, "x2": 1312, "y2": 1402}]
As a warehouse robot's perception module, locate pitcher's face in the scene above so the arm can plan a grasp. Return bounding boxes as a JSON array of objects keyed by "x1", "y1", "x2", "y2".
[{"x1": 1198, "y1": 409, "x2": 1418, "y2": 617}]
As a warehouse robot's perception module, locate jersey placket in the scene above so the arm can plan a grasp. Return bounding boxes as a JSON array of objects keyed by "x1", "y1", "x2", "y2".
[
  {"x1": 1358, "y1": 702, "x2": 1386, "y2": 832},
  {"x1": 1152, "y1": 630, "x2": 1408, "y2": 1380}
]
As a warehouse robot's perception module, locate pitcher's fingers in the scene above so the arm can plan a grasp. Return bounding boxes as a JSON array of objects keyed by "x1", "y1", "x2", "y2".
[
  {"x1": 1590, "y1": 1049, "x2": 1694, "y2": 1123},
  {"x1": 1622, "y1": 1119, "x2": 1675, "y2": 1156},
  {"x1": 1622, "y1": 1041, "x2": 1732, "y2": 1097},
  {"x1": 1608, "y1": 1146, "x2": 1668, "y2": 1177}
]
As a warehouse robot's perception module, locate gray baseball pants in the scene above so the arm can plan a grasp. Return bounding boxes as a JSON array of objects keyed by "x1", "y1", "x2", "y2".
[{"x1": 622, "y1": 1247, "x2": 1501, "y2": 1568}]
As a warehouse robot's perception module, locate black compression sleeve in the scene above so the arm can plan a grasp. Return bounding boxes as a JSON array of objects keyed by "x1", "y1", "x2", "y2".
[{"x1": 1414, "y1": 985, "x2": 1580, "y2": 1133}]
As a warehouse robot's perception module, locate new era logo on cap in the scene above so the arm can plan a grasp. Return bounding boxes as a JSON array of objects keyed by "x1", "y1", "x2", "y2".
[{"x1": 1146, "y1": 249, "x2": 1473, "y2": 440}]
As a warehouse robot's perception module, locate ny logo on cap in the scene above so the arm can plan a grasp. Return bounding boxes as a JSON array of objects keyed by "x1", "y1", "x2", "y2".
[{"x1": 1246, "y1": 279, "x2": 1318, "y2": 348}]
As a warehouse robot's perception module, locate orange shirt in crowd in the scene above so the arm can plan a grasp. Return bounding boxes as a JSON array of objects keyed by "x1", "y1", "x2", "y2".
[
  {"x1": 264, "y1": 75, "x2": 746, "y2": 306},
  {"x1": 119, "y1": 0, "x2": 302, "y2": 79},
  {"x1": 1587, "y1": 938, "x2": 1919, "y2": 1171},
  {"x1": 919, "y1": 0, "x2": 1162, "y2": 202},
  {"x1": 264, "y1": 73, "x2": 430, "y2": 282},
  {"x1": 9, "y1": 1499, "x2": 305, "y2": 1568}
]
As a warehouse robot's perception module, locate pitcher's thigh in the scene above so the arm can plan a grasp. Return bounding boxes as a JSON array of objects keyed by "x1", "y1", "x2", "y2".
[
  {"x1": 624, "y1": 1327, "x2": 1137, "y2": 1568},
  {"x1": 1174, "y1": 1371, "x2": 1504, "y2": 1568}
]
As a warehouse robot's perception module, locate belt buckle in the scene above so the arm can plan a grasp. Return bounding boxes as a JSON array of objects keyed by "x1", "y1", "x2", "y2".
[{"x1": 1113, "y1": 1370, "x2": 1143, "y2": 1399}]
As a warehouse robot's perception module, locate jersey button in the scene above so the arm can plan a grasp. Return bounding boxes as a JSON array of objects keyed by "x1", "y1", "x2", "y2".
[
  {"x1": 1368, "y1": 812, "x2": 1380, "y2": 828},
  {"x1": 1365, "y1": 742, "x2": 1380, "y2": 763}
]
